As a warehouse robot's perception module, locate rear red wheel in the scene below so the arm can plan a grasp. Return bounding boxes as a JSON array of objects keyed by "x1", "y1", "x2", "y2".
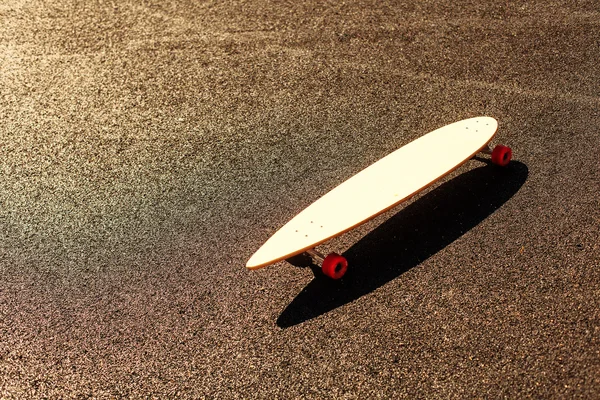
[
  {"x1": 322, "y1": 253, "x2": 348, "y2": 279},
  {"x1": 491, "y1": 144, "x2": 512, "y2": 166}
]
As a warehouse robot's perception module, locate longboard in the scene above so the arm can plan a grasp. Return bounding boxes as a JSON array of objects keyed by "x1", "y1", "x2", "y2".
[{"x1": 246, "y1": 116, "x2": 512, "y2": 279}]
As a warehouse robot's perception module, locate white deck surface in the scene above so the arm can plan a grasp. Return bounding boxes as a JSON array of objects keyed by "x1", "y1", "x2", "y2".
[{"x1": 247, "y1": 117, "x2": 498, "y2": 269}]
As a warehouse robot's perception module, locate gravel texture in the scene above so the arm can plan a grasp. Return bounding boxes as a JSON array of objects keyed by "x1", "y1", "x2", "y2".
[{"x1": 1, "y1": 0, "x2": 599, "y2": 398}]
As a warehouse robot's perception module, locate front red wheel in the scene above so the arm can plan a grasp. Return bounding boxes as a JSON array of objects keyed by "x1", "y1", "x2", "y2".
[
  {"x1": 491, "y1": 144, "x2": 512, "y2": 166},
  {"x1": 322, "y1": 253, "x2": 348, "y2": 279}
]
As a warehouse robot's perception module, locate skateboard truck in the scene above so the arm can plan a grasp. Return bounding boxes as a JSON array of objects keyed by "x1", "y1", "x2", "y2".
[
  {"x1": 305, "y1": 248, "x2": 348, "y2": 279},
  {"x1": 305, "y1": 248, "x2": 325, "y2": 263},
  {"x1": 480, "y1": 144, "x2": 493, "y2": 155}
]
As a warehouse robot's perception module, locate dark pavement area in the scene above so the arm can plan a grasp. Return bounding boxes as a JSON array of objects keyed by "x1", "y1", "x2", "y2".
[{"x1": 1, "y1": 0, "x2": 599, "y2": 398}]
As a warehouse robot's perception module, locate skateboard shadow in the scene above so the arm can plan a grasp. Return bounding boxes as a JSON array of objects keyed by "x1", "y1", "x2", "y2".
[{"x1": 277, "y1": 161, "x2": 528, "y2": 328}]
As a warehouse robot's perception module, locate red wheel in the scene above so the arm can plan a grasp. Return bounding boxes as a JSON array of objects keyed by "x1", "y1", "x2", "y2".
[
  {"x1": 322, "y1": 253, "x2": 348, "y2": 279},
  {"x1": 491, "y1": 144, "x2": 512, "y2": 166}
]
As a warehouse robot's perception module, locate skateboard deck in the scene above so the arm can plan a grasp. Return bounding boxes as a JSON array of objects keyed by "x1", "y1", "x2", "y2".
[{"x1": 246, "y1": 116, "x2": 511, "y2": 277}]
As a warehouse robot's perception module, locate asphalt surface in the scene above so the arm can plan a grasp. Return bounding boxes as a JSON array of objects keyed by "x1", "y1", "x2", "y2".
[{"x1": 1, "y1": 0, "x2": 599, "y2": 398}]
